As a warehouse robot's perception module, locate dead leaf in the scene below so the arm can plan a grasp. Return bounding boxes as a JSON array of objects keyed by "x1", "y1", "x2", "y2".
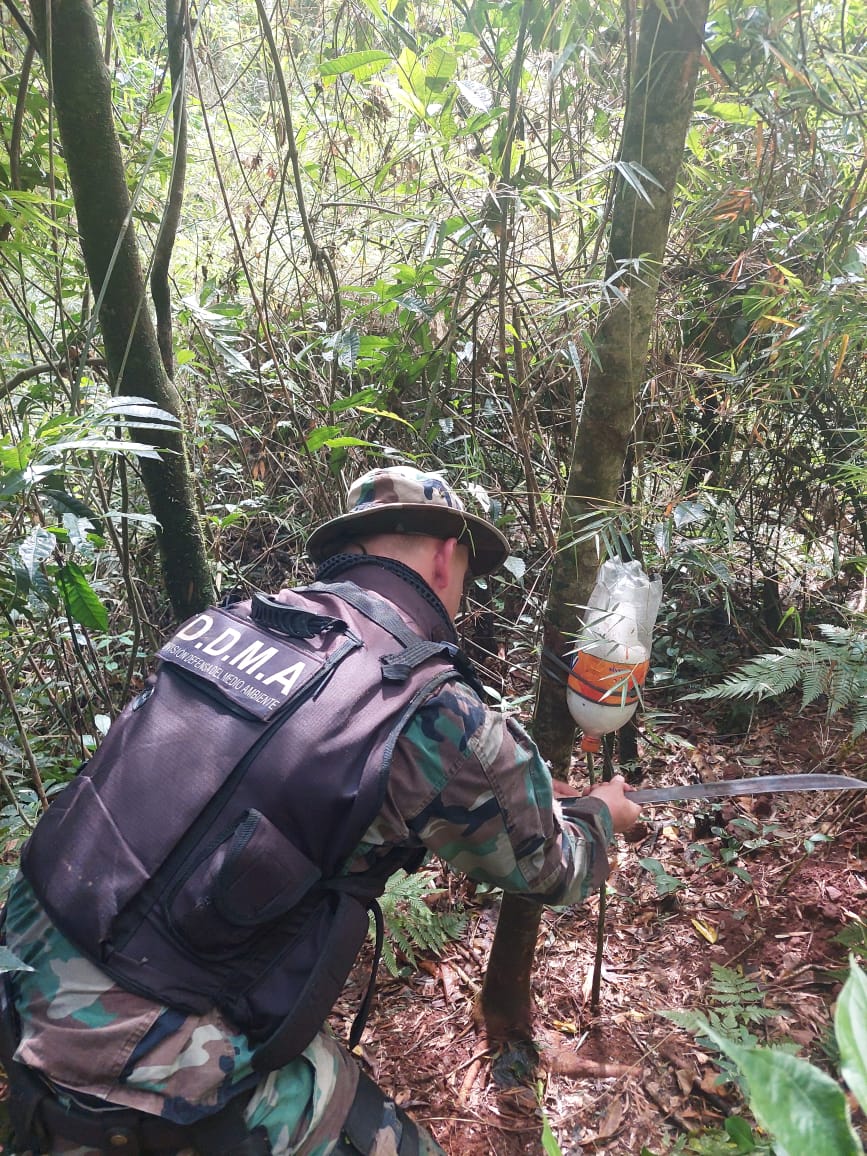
[
  {"x1": 675, "y1": 1068, "x2": 694, "y2": 1097},
  {"x1": 551, "y1": 1018, "x2": 580, "y2": 1035},
  {"x1": 597, "y1": 1096, "x2": 625, "y2": 1138},
  {"x1": 692, "y1": 918, "x2": 719, "y2": 944},
  {"x1": 439, "y1": 962, "x2": 458, "y2": 1004}
]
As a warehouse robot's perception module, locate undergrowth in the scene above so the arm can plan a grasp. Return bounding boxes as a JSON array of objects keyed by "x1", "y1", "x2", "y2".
[{"x1": 375, "y1": 869, "x2": 467, "y2": 976}]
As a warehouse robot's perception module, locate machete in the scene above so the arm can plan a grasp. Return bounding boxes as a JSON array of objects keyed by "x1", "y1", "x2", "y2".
[{"x1": 628, "y1": 773, "x2": 867, "y2": 805}]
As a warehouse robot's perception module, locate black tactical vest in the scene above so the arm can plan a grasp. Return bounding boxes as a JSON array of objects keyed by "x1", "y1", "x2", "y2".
[{"x1": 21, "y1": 576, "x2": 473, "y2": 1072}]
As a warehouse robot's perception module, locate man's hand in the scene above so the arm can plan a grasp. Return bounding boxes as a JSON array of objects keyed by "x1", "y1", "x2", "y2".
[{"x1": 586, "y1": 775, "x2": 641, "y2": 833}]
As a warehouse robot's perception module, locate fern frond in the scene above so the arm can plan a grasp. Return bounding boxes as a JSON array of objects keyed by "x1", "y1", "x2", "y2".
[
  {"x1": 372, "y1": 869, "x2": 467, "y2": 976},
  {"x1": 683, "y1": 627, "x2": 867, "y2": 739}
]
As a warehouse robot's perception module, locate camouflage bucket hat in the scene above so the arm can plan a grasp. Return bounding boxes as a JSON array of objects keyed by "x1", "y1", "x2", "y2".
[{"x1": 306, "y1": 466, "x2": 509, "y2": 575}]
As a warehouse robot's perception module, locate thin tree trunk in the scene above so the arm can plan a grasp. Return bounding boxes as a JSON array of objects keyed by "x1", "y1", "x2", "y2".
[
  {"x1": 28, "y1": 0, "x2": 212, "y2": 620},
  {"x1": 481, "y1": 0, "x2": 710, "y2": 1044}
]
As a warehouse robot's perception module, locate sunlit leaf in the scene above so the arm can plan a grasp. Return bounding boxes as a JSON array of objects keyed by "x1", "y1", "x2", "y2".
[
  {"x1": 100, "y1": 397, "x2": 180, "y2": 425},
  {"x1": 694, "y1": 98, "x2": 759, "y2": 125},
  {"x1": 424, "y1": 46, "x2": 457, "y2": 92},
  {"x1": 38, "y1": 438, "x2": 164, "y2": 460},
  {"x1": 320, "y1": 50, "x2": 392, "y2": 80},
  {"x1": 456, "y1": 78, "x2": 492, "y2": 110},
  {"x1": 306, "y1": 425, "x2": 342, "y2": 451},
  {"x1": 836, "y1": 961, "x2": 867, "y2": 1112},
  {"x1": 702, "y1": 1023, "x2": 864, "y2": 1156},
  {"x1": 317, "y1": 436, "x2": 376, "y2": 449}
]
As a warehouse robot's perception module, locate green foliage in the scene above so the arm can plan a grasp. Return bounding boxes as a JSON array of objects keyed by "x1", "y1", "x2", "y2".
[
  {"x1": 652, "y1": 1116, "x2": 773, "y2": 1155},
  {"x1": 373, "y1": 869, "x2": 467, "y2": 976},
  {"x1": 535, "y1": 1080, "x2": 564, "y2": 1156},
  {"x1": 833, "y1": 919, "x2": 867, "y2": 971},
  {"x1": 668, "y1": 962, "x2": 867, "y2": 1156},
  {"x1": 835, "y1": 958, "x2": 867, "y2": 1112},
  {"x1": 688, "y1": 816, "x2": 787, "y2": 887},
  {"x1": 684, "y1": 626, "x2": 867, "y2": 739},
  {"x1": 664, "y1": 965, "x2": 781, "y2": 1085},
  {"x1": 638, "y1": 856, "x2": 686, "y2": 897}
]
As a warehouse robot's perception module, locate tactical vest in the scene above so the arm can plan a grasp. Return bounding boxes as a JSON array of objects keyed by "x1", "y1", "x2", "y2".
[{"x1": 21, "y1": 579, "x2": 473, "y2": 1073}]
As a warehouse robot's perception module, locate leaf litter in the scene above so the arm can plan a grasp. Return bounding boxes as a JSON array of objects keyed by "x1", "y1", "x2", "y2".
[{"x1": 331, "y1": 702, "x2": 866, "y2": 1154}]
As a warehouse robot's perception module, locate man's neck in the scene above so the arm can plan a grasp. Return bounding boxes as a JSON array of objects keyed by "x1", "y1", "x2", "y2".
[{"x1": 314, "y1": 553, "x2": 457, "y2": 644}]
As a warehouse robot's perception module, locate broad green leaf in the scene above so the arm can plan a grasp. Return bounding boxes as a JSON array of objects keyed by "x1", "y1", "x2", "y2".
[
  {"x1": 0, "y1": 946, "x2": 33, "y2": 974},
  {"x1": 305, "y1": 426, "x2": 343, "y2": 451},
  {"x1": 396, "y1": 47, "x2": 426, "y2": 101},
  {"x1": 317, "y1": 436, "x2": 376, "y2": 449},
  {"x1": 836, "y1": 961, "x2": 867, "y2": 1111},
  {"x1": 702, "y1": 1023, "x2": 863, "y2": 1156},
  {"x1": 694, "y1": 98, "x2": 759, "y2": 125},
  {"x1": 725, "y1": 1115, "x2": 757, "y2": 1151},
  {"x1": 319, "y1": 50, "x2": 392, "y2": 80},
  {"x1": 424, "y1": 46, "x2": 457, "y2": 92},
  {"x1": 327, "y1": 388, "x2": 381, "y2": 413},
  {"x1": 56, "y1": 561, "x2": 109, "y2": 631},
  {"x1": 0, "y1": 437, "x2": 33, "y2": 471},
  {"x1": 0, "y1": 469, "x2": 28, "y2": 499},
  {"x1": 638, "y1": 857, "x2": 684, "y2": 896}
]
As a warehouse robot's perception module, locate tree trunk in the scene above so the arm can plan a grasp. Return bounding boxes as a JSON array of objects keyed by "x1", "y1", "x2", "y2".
[
  {"x1": 28, "y1": 0, "x2": 213, "y2": 620},
  {"x1": 480, "y1": 0, "x2": 710, "y2": 1044}
]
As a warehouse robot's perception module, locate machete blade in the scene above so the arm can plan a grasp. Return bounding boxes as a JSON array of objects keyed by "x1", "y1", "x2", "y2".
[{"x1": 629, "y1": 773, "x2": 867, "y2": 805}]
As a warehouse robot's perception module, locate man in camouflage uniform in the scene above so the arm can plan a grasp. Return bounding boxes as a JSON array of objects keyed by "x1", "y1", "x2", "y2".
[{"x1": 3, "y1": 466, "x2": 640, "y2": 1154}]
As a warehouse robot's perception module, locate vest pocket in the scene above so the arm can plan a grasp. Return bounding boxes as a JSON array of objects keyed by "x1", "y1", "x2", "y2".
[{"x1": 166, "y1": 809, "x2": 322, "y2": 954}]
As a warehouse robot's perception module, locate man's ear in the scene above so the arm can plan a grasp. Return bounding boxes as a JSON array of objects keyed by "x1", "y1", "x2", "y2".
[{"x1": 430, "y1": 536, "x2": 459, "y2": 591}]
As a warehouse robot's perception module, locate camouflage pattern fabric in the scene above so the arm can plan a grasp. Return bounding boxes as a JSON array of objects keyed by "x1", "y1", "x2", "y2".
[
  {"x1": 305, "y1": 466, "x2": 510, "y2": 573},
  {"x1": 5, "y1": 674, "x2": 611, "y2": 1154},
  {"x1": 350, "y1": 468, "x2": 464, "y2": 513}
]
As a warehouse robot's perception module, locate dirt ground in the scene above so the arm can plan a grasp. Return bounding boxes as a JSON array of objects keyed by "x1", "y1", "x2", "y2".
[{"x1": 334, "y1": 703, "x2": 867, "y2": 1155}]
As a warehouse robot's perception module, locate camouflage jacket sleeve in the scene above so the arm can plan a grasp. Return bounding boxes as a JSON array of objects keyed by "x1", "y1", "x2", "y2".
[{"x1": 362, "y1": 680, "x2": 613, "y2": 905}]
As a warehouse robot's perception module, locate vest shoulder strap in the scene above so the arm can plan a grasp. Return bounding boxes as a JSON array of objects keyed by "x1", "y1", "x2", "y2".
[{"x1": 309, "y1": 581, "x2": 485, "y2": 695}]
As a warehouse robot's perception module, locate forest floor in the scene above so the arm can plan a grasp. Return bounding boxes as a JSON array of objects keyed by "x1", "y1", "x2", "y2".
[{"x1": 334, "y1": 701, "x2": 867, "y2": 1156}]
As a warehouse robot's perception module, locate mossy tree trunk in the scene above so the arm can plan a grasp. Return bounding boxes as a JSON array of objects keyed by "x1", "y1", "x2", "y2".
[
  {"x1": 28, "y1": 0, "x2": 213, "y2": 620},
  {"x1": 480, "y1": 0, "x2": 710, "y2": 1044}
]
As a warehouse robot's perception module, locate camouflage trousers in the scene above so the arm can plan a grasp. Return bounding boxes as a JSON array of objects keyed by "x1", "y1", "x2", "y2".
[
  {"x1": 41, "y1": 1031, "x2": 445, "y2": 1155},
  {"x1": 4, "y1": 879, "x2": 445, "y2": 1156}
]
